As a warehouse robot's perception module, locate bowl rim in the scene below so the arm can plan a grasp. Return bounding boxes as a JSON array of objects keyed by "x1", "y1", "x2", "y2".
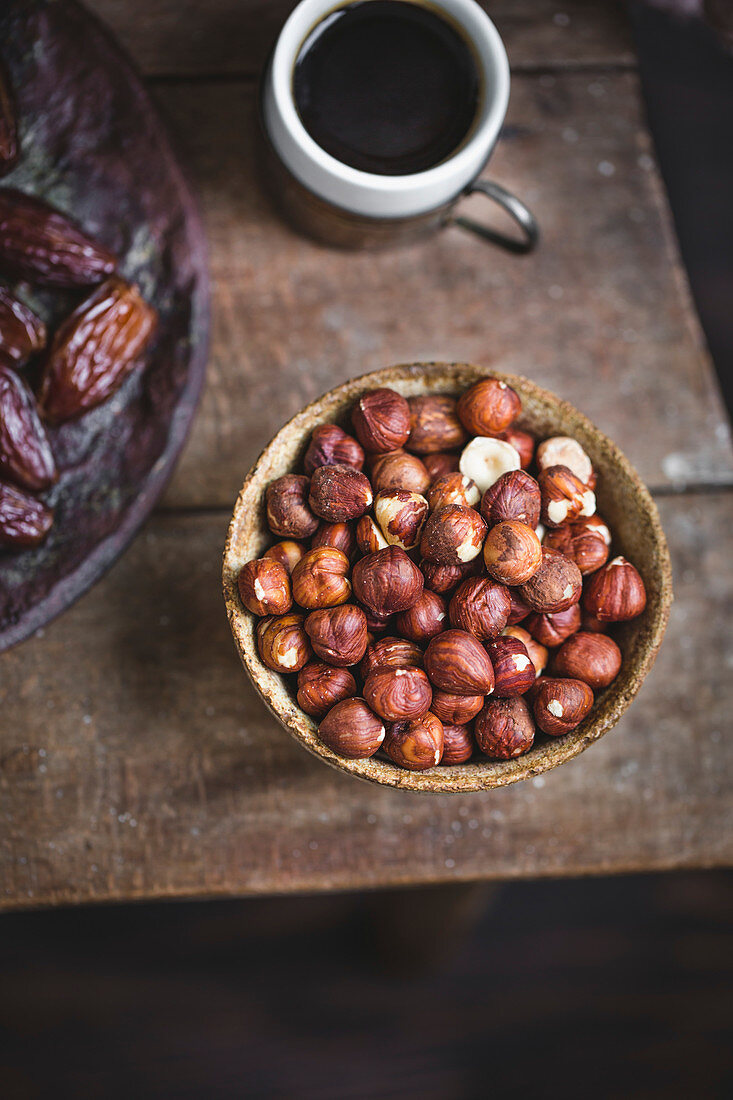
[{"x1": 223, "y1": 363, "x2": 673, "y2": 793}]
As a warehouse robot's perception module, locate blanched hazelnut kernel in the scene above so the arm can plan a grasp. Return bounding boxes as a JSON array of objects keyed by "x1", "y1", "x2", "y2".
[{"x1": 459, "y1": 436, "x2": 521, "y2": 494}]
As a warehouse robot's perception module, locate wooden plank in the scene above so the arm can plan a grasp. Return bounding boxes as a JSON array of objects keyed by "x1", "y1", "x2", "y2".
[
  {"x1": 87, "y1": 1, "x2": 635, "y2": 78},
  {"x1": 1, "y1": 491, "x2": 731, "y2": 910},
  {"x1": 150, "y1": 73, "x2": 733, "y2": 510}
]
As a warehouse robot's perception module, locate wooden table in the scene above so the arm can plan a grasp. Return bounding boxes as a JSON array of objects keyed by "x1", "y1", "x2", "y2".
[{"x1": 2, "y1": 1, "x2": 732, "y2": 910}]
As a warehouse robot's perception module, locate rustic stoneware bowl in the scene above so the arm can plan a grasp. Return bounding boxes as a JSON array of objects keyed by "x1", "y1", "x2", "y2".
[{"x1": 223, "y1": 364, "x2": 672, "y2": 792}]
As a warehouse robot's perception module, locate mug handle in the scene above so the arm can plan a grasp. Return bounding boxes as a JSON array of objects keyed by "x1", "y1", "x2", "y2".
[{"x1": 450, "y1": 180, "x2": 539, "y2": 254}]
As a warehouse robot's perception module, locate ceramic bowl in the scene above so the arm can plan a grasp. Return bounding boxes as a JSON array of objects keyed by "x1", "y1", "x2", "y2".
[{"x1": 223, "y1": 363, "x2": 672, "y2": 792}]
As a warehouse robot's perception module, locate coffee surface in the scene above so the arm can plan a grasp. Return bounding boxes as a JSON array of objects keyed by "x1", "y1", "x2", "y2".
[{"x1": 293, "y1": 0, "x2": 480, "y2": 176}]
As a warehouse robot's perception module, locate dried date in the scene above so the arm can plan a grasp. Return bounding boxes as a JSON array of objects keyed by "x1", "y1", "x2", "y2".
[
  {"x1": 0, "y1": 63, "x2": 19, "y2": 176},
  {"x1": 0, "y1": 480, "x2": 53, "y2": 547},
  {"x1": 0, "y1": 286, "x2": 46, "y2": 369},
  {"x1": 0, "y1": 365, "x2": 56, "y2": 490},
  {"x1": 0, "y1": 188, "x2": 117, "y2": 287},
  {"x1": 38, "y1": 276, "x2": 157, "y2": 423}
]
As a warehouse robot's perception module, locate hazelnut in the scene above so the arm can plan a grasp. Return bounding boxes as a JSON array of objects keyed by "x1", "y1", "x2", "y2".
[
  {"x1": 554, "y1": 631, "x2": 622, "y2": 689},
  {"x1": 457, "y1": 378, "x2": 521, "y2": 436},
  {"x1": 384, "y1": 712, "x2": 444, "y2": 770},
  {"x1": 533, "y1": 677, "x2": 594, "y2": 736},
  {"x1": 542, "y1": 523, "x2": 609, "y2": 575},
  {"x1": 264, "y1": 539, "x2": 306, "y2": 574},
  {"x1": 519, "y1": 547, "x2": 582, "y2": 613},
  {"x1": 459, "y1": 436, "x2": 520, "y2": 494},
  {"x1": 423, "y1": 452, "x2": 460, "y2": 482},
  {"x1": 257, "y1": 613, "x2": 311, "y2": 672},
  {"x1": 440, "y1": 723, "x2": 474, "y2": 765},
  {"x1": 352, "y1": 387, "x2": 410, "y2": 453},
  {"x1": 574, "y1": 513, "x2": 611, "y2": 548},
  {"x1": 296, "y1": 661, "x2": 357, "y2": 718},
  {"x1": 474, "y1": 697, "x2": 534, "y2": 759},
  {"x1": 486, "y1": 636, "x2": 535, "y2": 697},
  {"x1": 369, "y1": 449, "x2": 431, "y2": 494},
  {"x1": 266, "y1": 475, "x2": 319, "y2": 539},
  {"x1": 581, "y1": 609, "x2": 607, "y2": 633},
  {"x1": 420, "y1": 504, "x2": 487, "y2": 565},
  {"x1": 536, "y1": 436, "x2": 593, "y2": 486},
  {"x1": 364, "y1": 666, "x2": 433, "y2": 722},
  {"x1": 238, "y1": 558, "x2": 292, "y2": 617},
  {"x1": 483, "y1": 521, "x2": 542, "y2": 586},
  {"x1": 303, "y1": 423, "x2": 365, "y2": 475},
  {"x1": 352, "y1": 546, "x2": 424, "y2": 615},
  {"x1": 420, "y1": 557, "x2": 477, "y2": 595},
  {"x1": 356, "y1": 515, "x2": 389, "y2": 554},
  {"x1": 374, "y1": 488, "x2": 429, "y2": 550},
  {"x1": 430, "y1": 690, "x2": 484, "y2": 725},
  {"x1": 304, "y1": 604, "x2": 368, "y2": 667},
  {"x1": 538, "y1": 465, "x2": 596, "y2": 528},
  {"x1": 309, "y1": 463, "x2": 373, "y2": 522},
  {"x1": 481, "y1": 470, "x2": 541, "y2": 529},
  {"x1": 448, "y1": 576, "x2": 510, "y2": 640},
  {"x1": 507, "y1": 588, "x2": 531, "y2": 625},
  {"x1": 360, "y1": 636, "x2": 424, "y2": 679},
  {"x1": 363, "y1": 607, "x2": 393, "y2": 634},
  {"x1": 407, "y1": 395, "x2": 468, "y2": 453},
  {"x1": 502, "y1": 626, "x2": 548, "y2": 678},
  {"x1": 424, "y1": 629, "x2": 495, "y2": 695},
  {"x1": 395, "y1": 590, "x2": 447, "y2": 643},
  {"x1": 583, "y1": 556, "x2": 647, "y2": 621},
  {"x1": 525, "y1": 604, "x2": 581, "y2": 648},
  {"x1": 427, "y1": 472, "x2": 480, "y2": 512},
  {"x1": 291, "y1": 546, "x2": 351, "y2": 609},
  {"x1": 318, "y1": 698, "x2": 385, "y2": 759},
  {"x1": 500, "y1": 427, "x2": 534, "y2": 469},
  {"x1": 311, "y1": 521, "x2": 356, "y2": 558}
]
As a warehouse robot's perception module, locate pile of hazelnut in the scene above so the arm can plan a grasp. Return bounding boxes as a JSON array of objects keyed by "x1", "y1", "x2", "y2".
[{"x1": 237, "y1": 378, "x2": 647, "y2": 771}]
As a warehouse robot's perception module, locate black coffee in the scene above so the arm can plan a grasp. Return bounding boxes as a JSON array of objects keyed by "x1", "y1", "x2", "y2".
[{"x1": 293, "y1": 0, "x2": 480, "y2": 176}]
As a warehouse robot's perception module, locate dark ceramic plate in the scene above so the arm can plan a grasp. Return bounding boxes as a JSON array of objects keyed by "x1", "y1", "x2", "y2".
[{"x1": 0, "y1": 0, "x2": 209, "y2": 652}]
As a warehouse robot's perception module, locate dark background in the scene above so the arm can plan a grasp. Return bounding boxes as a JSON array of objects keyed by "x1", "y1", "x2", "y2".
[{"x1": 1, "y1": 6, "x2": 732, "y2": 1098}]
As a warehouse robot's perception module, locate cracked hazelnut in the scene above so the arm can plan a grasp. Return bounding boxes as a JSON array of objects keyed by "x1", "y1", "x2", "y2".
[
  {"x1": 420, "y1": 504, "x2": 487, "y2": 565},
  {"x1": 441, "y1": 723, "x2": 474, "y2": 765},
  {"x1": 264, "y1": 539, "x2": 306, "y2": 574},
  {"x1": 309, "y1": 463, "x2": 373, "y2": 522},
  {"x1": 459, "y1": 436, "x2": 520, "y2": 494},
  {"x1": 394, "y1": 590, "x2": 447, "y2": 643},
  {"x1": 519, "y1": 547, "x2": 582, "y2": 613},
  {"x1": 583, "y1": 556, "x2": 647, "y2": 621},
  {"x1": 430, "y1": 690, "x2": 484, "y2": 725},
  {"x1": 448, "y1": 576, "x2": 510, "y2": 640},
  {"x1": 297, "y1": 661, "x2": 357, "y2": 718},
  {"x1": 502, "y1": 626, "x2": 548, "y2": 678},
  {"x1": 533, "y1": 677, "x2": 594, "y2": 736},
  {"x1": 486, "y1": 636, "x2": 535, "y2": 697},
  {"x1": 311, "y1": 521, "x2": 356, "y2": 558},
  {"x1": 507, "y1": 588, "x2": 531, "y2": 625},
  {"x1": 356, "y1": 514, "x2": 389, "y2": 554},
  {"x1": 457, "y1": 378, "x2": 521, "y2": 436},
  {"x1": 266, "y1": 475, "x2": 319, "y2": 539},
  {"x1": 364, "y1": 666, "x2": 433, "y2": 722},
  {"x1": 238, "y1": 558, "x2": 292, "y2": 617},
  {"x1": 474, "y1": 697, "x2": 535, "y2": 759},
  {"x1": 537, "y1": 436, "x2": 593, "y2": 486},
  {"x1": 352, "y1": 387, "x2": 410, "y2": 453},
  {"x1": 427, "y1": 472, "x2": 480, "y2": 512},
  {"x1": 481, "y1": 470, "x2": 541, "y2": 529},
  {"x1": 420, "y1": 557, "x2": 477, "y2": 595},
  {"x1": 360, "y1": 636, "x2": 424, "y2": 679},
  {"x1": 423, "y1": 452, "x2": 460, "y2": 482},
  {"x1": 304, "y1": 604, "x2": 368, "y2": 667},
  {"x1": 384, "y1": 711, "x2": 444, "y2": 770},
  {"x1": 425, "y1": 629, "x2": 495, "y2": 695},
  {"x1": 525, "y1": 604, "x2": 581, "y2": 648},
  {"x1": 483, "y1": 521, "x2": 542, "y2": 586},
  {"x1": 374, "y1": 488, "x2": 429, "y2": 550},
  {"x1": 370, "y1": 449, "x2": 431, "y2": 494},
  {"x1": 303, "y1": 423, "x2": 365, "y2": 475},
  {"x1": 257, "y1": 613, "x2": 311, "y2": 672},
  {"x1": 352, "y1": 546, "x2": 424, "y2": 615},
  {"x1": 554, "y1": 631, "x2": 622, "y2": 689},
  {"x1": 543, "y1": 523, "x2": 609, "y2": 575},
  {"x1": 291, "y1": 546, "x2": 351, "y2": 609},
  {"x1": 318, "y1": 698, "x2": 385, "y2": 759},
  {"x1": 500, "y1": 427, "x2": 534, "y2": 469},
  {"x1": 539, "y1": 464, "x2": 596, "y2": 528},
  {"x1": 407, "y1": 395, "x2": 468, "y2": 453}
]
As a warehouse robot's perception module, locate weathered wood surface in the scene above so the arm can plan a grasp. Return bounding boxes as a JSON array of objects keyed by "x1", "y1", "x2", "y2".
[
  {"x1": 1, "y1": 494, "x2": 731, "y2": 910},
  {"x1": 88, "y1": 0, "x2": 635, "y2": 77}
]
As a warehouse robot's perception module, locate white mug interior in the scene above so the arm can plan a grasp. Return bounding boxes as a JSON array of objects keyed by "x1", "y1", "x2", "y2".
[{"x1": 262, "y1": 0, "x2": 510, "y2": 219}]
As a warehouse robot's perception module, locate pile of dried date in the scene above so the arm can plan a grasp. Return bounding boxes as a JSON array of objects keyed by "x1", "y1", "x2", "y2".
[
  {"x1": 0, "y1": 61, "x2": 156, "y2": 550},
  {"x1": 237, "y1": 378, "x2": 648, "y2": 770}
]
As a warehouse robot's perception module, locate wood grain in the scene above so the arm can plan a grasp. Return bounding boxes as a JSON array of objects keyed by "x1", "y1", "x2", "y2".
[
  {"x1": 1, "y1": 493, "x2": 730, "y2": 910},
  {"x1": 86, "y1": 0, "x2": 635, "y2": 78}
]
